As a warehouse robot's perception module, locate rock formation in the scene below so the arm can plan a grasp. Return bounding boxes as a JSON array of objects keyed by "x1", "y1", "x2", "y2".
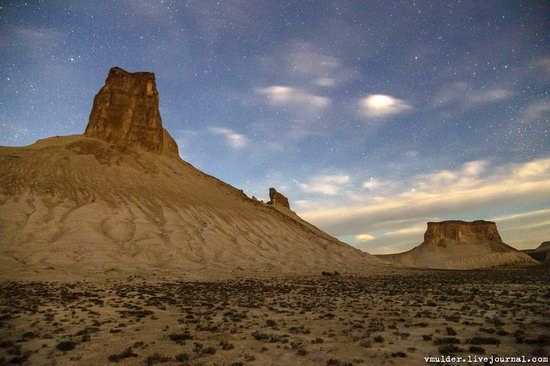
[
  {"x1": 424, "y1": 220, "x2": 503, "y2": 246},
  {"x1": 0, "y1": 67, "x2": 384, "y2": 280},
  {"x1": 84, "y1": 67, "x2": 179, "y2": 157},
  {"x1": 267, "y1": 187, "x2": 290, "y2": 209},
  {"x1": 377, "y1": 220, "x2": 537, "y2": 269},
  {"x1": 522, "y1": 241, "x2": 550, "y2": 263}
]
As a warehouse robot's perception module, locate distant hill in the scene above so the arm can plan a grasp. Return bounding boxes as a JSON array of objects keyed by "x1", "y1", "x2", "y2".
[
  {"x1": 377, "y1": 220, "x2": 537, "y2": 269},
  {"x1": 522, "y1": 241, "x2": 550, "y2": 264}
]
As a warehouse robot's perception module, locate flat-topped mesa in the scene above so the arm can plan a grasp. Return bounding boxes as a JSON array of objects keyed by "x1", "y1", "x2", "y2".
[
  {"x1": 267, "y1": 187, "x2": 290, "y2": 209},
  {"x1": 424, "y1": 220, "x2": 503, "y2": 245},
  {"x1": 84, "y1": 67, "x2": 179, "y2": 157}
]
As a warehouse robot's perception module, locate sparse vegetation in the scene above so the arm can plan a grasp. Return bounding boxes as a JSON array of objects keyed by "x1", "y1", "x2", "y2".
[
  {"x1": 108, "y1": 347, "x2": 138, "y2": 362},
  {"x1": 0, "y1": 270, "x2": 547, "y2": 365}
]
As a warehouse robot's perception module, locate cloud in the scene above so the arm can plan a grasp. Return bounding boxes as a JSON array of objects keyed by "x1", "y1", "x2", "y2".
[
  {"x1": 298, "y1": 158, "x2": 550, "y2": 251},
  {"x1": 282, "y1": 41, "x2": 357, "y2": 87},
  {"x1": 490, "y1": 209, "x2": 550, "y2": 249},
  {"x1": 315, "y1": 77, "x2": 336, "y2": 87},
  {"x1": 358, "y1": 94, "x2": 412, "y2": 119},
  {"x1": 461, "y1": 160, "x2": 488, "y2": 176},
  {"x1": 209, "y1": 127, "x2": 248, "y2": 149},
  {"x1": 471, "y1": 88, "x2": 514, "y2": 104},
  {"x1": 1, "y1": 25, "x2": 66, "y2": 55},
  {"x1": 362, "y1": 178, "x2": 383, "y2": 190},
  {"x1": 535, "y1": 57, "x2": 550, "y2": 74},
  {"x1": 521, "y1": 100, "x2": 550, "y2": 122},
  {"x1": 381, "y1": 225, "x2": 426, "y2": 237},
  {"x1": 356, "y1": 234, "x2": 375, "y2": 241},
  {"x1": 433, "y1": 82, "x2": 513, "y2": 109},
  {"x1": 299, "y1": 174, "x2": 350, "y2": 195},
  {"x1": 255, "y1": 86, "x2": 330, "y2": 112}
]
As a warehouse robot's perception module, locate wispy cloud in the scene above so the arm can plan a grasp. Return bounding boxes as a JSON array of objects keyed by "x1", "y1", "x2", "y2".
[
  {"x1": 535, "y1": 57, "x2": 550, "y2": 74},
  {"x1": 259, "y1": 41, "x2": 357, "y2": 88},
  {"x1": 358, "y1": 94, "x2": 412, "y2": 119},
  {"x1": 299, "y1": 174, "x2": 350, "y2": 195},
  {"x1": 521, "y1": 100, "x2": 550, "y2": 122},
  {"x1": 209, "y1": 127, "x2": 248, "y2": 149},
  {"x1": 433, "y1": 81, "x2": 513, "y2": 109},
  {"x1": 255, "y1": 86, "x2": 330, "y2": 112},
  {"x1": 356, "y1": 233, "x2": 375, "y2": 241},
  {"x1": 286, "y1": 41, "x2": 357, "y2": 86}
]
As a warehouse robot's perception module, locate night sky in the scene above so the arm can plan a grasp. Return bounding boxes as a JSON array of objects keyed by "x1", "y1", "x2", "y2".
[{"x1": 1, "y1": 1, "x2": 549, "y2": 253}]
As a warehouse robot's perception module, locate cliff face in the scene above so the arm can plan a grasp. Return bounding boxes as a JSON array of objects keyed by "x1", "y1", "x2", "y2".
[
  {"x1": 424, "y1": 220, "x2": 503, "y2": 245},
  {"x1": 84, "y1": 67, "x2": 178, "y2": 157}
]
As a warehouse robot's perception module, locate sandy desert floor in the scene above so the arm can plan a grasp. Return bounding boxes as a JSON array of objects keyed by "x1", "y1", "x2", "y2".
[{"x1": 1, "y1": 269, "x2": 549, "y2": 366}]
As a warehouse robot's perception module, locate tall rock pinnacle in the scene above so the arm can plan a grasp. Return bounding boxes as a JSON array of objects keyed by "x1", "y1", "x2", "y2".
[{"x1": 84, "y1": 67, "x2": 179, "y2": 157}]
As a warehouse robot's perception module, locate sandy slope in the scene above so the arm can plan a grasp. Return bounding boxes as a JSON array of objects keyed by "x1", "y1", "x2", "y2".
[{"x1": 0, "y1": 135, "x2": 385, "y2": 280}]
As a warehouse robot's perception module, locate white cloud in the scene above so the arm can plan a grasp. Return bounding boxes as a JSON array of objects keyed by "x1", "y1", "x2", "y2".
[
  {"x1": 362, "y1": 178, "x2": 382, "y2": 190},
  {"x1": 471, "y1": 88, "x2": 514, "y2": 104},
  {"x1": 462, "y1": 160, "x2": 488, "y2": 176},
  {"x1": 382, "y1": 225, "x2": 426, "y2": 237},
  {"x1": 299, "y1": 174, "x2": 350, "y2": 195},
  {"x1": 521, "y1": 100, "x2": 550, "y2": 122},
  {"x1": 256, "y1": 86, "x2": 330, "y2": 112},
  {"x1": 209, "y1": 127, "x2": 248, "y2": 149},
  {"x1": 285, "y1": 41, "x2": 356, "y2": 86},
  {"x1": 358, "y1": 94, "x2": 412, "y2": 119},
  {"x1": 356, "y1": 234, "x2": 375, "y2": 241},
  {"x1": 315, "y1": 77, "x2": 336, "y2": 87},
  {"x1": 433, "y1": 82, "x2": 513, "y2": 109}
]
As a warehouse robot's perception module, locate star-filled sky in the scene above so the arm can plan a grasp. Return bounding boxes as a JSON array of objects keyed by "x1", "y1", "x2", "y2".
[{"x1": 1, "y1": 1, "x2": 549, "y2": 253}]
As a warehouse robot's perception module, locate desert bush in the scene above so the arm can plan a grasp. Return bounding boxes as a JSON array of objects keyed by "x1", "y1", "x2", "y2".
[
  {"x1": 220, "y1": 340, "x2": 235, "y2": 350},
  {"x1": 144, "y1": 353, "x2": 171, "y2": 365},
  {"x1": 433, "y1": 337, "x2": 460, "y2": 345},
  {"x1": 56, "y1": 341, "x2": 77, "y2": 352},
  {"x1": 468, "y1": 346, "x2": 485, "y2": 353},
  {"x1": 108, "y1": 347, "x2": 137, "y2": 362},
  {"x1": 391, "y1": 351, "x2": 406, "y2": 357},
  {"x1": 446, "y1": 327, "x2": 457, "y2": 336},
  {"x1": 438, "y1": 344, "x2": 464, "y2": 354},
  {"x1": 469, "y1": 337, "x2": 500, "y2": 345},
  {"x1": 168, "y1": 332, "x2": 192, "y2": 344}
]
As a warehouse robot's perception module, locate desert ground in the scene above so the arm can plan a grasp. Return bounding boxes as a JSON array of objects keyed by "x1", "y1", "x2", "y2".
[{"x1": 1, "y1": 268, "x2": 548, "y2": 366}]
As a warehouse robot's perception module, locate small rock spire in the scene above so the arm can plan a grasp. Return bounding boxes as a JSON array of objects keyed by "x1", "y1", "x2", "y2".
[{"x1": 267, "y1": 187, "x2": 290, "y2": 209}]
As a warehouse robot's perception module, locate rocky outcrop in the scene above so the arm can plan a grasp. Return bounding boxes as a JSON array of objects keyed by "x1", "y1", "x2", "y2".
[
  {"x1": 424, "y1": 220, "x2": 503, "y2": 246},
  {"x1": 522, "y1": 241, "x2": 550, "y2": 263},
  {"x1": 377, "y1": 220, "x2": 537, "y2": 269},
  {"x1": 537, "y1": 241, "x2": 550, "y2": 251},
  {"x1": 84, "y1": 67, "x2": 178, "y2": 157},
  {"x1": 267, "y1": 187, "x2": 290, "y2": 209}
]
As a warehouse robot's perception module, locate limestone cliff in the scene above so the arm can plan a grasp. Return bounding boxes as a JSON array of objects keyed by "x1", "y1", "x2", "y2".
[{"x1": 424, "y1": 220, "x2": 503, "y2": 246}]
